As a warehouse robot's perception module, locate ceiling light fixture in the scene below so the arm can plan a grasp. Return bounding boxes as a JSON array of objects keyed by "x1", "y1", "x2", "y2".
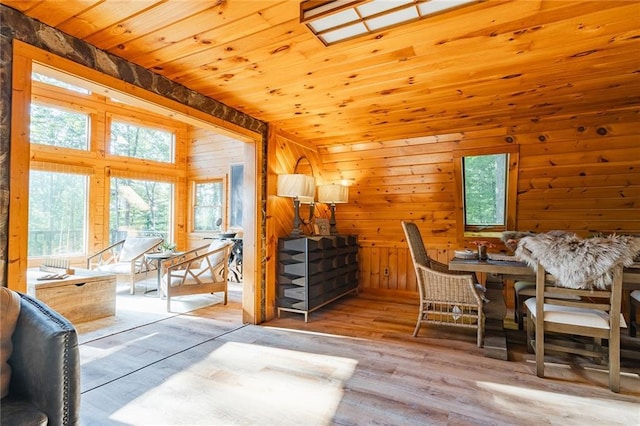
[{"x1": 301, "y1": 0, "x2": 478, "y2": 46}]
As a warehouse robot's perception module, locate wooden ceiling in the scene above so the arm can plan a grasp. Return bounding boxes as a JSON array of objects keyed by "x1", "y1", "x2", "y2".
[{"x1": 3, "y1": 0, "x2": 640, "y2": 147}]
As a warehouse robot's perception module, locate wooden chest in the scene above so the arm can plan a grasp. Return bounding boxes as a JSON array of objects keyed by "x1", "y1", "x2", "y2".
[{"x1": 27, "y1": 269, "x2": 117, "y2": 324}]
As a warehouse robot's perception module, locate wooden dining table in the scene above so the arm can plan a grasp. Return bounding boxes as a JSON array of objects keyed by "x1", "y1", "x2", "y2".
[{"x1": 448, "y1": 258, "x2": 640, "y2": 360}]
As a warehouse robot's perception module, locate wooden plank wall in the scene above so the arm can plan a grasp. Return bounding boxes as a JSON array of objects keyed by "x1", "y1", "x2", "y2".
[
  {"x1": 315, "y1": 109, "x2": 640, "y2": 298},
  {"x1": 186, "y1": 126, "x2": 245, "y2": 249}
]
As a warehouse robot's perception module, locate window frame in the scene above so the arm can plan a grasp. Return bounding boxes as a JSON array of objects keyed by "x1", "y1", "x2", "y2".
[
  {"x1": 106, "y1": 113, "x2": 177, "y2": 164},
  {"x1": 453, "y1": 144, "x2": 519, "y2": 243},
  {"x1": 27, "y1": 165, "x2": 90, "y2": 259},
  {"x1": 190, "y1": 178, "x2": 227, "y2": 233},
  {"x1": 29, "y1": 99, "x2": 92, "y2": 151},
  {"x1": 108, "y1": 174, "x2": 176, "y2": 244}
]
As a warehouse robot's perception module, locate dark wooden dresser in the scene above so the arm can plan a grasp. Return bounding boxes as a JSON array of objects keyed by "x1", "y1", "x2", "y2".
[{"x1": 277, "y1": 235, "x2": 359, "y2": 322}]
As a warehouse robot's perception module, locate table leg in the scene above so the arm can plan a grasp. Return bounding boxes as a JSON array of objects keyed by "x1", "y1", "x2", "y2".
[
  {"x1": 156, "y1": 260, "x2": 163, "y2": 297},
  {"x1": 483, "y1": 280, "x2": 508, "y2": 360}
]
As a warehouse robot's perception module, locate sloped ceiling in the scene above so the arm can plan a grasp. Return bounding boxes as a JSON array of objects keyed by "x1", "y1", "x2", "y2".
[{"x1": 2, "y1": 0, "x2": 639, "y2": 147}]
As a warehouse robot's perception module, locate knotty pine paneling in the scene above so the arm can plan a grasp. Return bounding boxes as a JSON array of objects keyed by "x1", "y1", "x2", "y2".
[
  {"x1": 318, "y1": 110, "x2": 640, "y2": 297},
  {"x1": 186, "y1": 126, "x2": 244, "y2": 249},
  {"x1": 6, "y1": 2, "x2": 639, "y2": 147}
]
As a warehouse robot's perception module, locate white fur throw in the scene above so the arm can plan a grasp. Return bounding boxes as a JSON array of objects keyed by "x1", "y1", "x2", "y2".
[{"x1": 515, "y1": 231, "x2": 640, "y2": 290}]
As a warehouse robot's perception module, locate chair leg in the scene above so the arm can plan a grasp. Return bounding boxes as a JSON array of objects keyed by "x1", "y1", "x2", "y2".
[
  {"x1": 609, "y1": 328, "x2": 620, "y2": 392},
  {"x1": 514, "y1": 289, "x2": 523, "y2": 330},
  {"x1": 525, "y1": 306, "x2": 535, "y2": 353},
  {"x1": 477, "y1": 314, "x2": 484, "y2": 348},
  {"x1": 630, "y1": 296, "x2": 638, "y2": 337},
  {"x1": 413, "y1": 302, "x2": 424, "y2": 337},
  {"x1": 525, "y1": 319, "x2": 532, "y2": 353},
  {"x1": 535, "y1": 316, "x2": 545, "y2": 378},
  {"x1": 413, "y1": 318, "x2": 422, "y2": 337}
]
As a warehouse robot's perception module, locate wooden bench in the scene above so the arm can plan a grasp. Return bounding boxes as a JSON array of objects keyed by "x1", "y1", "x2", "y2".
[{"x1": 27, "y1": 269, "x2": 117, "y2": 324}]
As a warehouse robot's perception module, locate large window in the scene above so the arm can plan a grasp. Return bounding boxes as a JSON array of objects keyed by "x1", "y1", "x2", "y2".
[
  {"x1": 193, "y1": 180, "x2": 224, "y2": 232},
  {"x1": 463, "y1": 154, "x2": 507, "y2": 227},
  {"x1": 30, "y1": 103, "x2": 89, "y2": 150},
  {"x1": 110, "y1": 120, "x2": 174, "y2": 163},
  {"x1": 110, "y1": 177, "x2": 173, "y2": 243},
  {"x1": 28, "y1": 170, "x2": 88, "y2": 256}
]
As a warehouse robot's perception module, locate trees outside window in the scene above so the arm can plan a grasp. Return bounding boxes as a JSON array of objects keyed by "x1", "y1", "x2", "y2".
[
  {"x1": 110, "y1": 177, "x2": 173, "y2": 243},
  {"x1": 30, "y1": 103, "x2": 89, "y2": 150},
  {"x1": 110, "y1": 120, "x2": 174, "y2": 163},
  {"x1": 454, "y1": 146, "x2": 518, "y2": 241},
  {"x1": 25, "y1": 65, "x2": 184, "y2": 263},
  {"x1": 193, "y1": 181, "x2": 224, "y2": 232},
  {"x1": 28, "y1": 170, "x2": 87, "y2": 256},
  {"x1": 463, "y1": 154, "x2": 507, "y2": 227}
]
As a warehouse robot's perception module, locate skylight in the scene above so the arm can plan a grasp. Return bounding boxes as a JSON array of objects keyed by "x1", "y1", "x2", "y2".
[{"x1": 301, "y1": 0, "x2": 477, "y2": 46}]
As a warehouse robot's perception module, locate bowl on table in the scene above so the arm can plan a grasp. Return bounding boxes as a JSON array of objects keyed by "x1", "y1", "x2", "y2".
[{"x1": 454, "y1": 249, "x2": 478, "y2": 260}]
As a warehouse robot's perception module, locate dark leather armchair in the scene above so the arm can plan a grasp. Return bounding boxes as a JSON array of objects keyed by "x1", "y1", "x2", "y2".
[{"x1": 1, "y1": 292, "x2": 81, "y2": 426}]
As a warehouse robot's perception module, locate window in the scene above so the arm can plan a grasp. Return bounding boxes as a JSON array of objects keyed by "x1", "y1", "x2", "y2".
[
  {"x1": 463, "y1": 154, "x2": 507, "y2": 227},
  {"x1": 30, "y1": 103, "x2": 89, "y2": 150},
  {"x1": 110, "y1": 177, "x2": 173, "y2": 243},
  {"x1": 32, "y1": 72, "x2": 90, "y2": 94},
  {"x1": 454, "y1": 146, "x2": 518, "y2": 240},
  {"x1": 28, "y1": 170, "x2": 88, "y2": 257},
  {"x1": 193, "y1": 180, "x2": 224, "y2": 232},
  {"x1": 110, "y1": 120, "x2": 174, "y2": 163},
  {"x1": 229, "y1": 163, "x2": 244, "y2": 228}
]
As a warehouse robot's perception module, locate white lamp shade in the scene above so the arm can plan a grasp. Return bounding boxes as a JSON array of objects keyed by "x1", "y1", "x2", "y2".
[
  {"x1": 277, "y1": 174, "x2": 315, "y2": 200},
  {"x1": 318, "y1": 184, "x2": 349, "y2": 204}
]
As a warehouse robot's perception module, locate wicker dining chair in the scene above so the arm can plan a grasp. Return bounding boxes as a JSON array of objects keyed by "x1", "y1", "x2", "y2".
[{"x1": 401, "y1": 221, "x2": 485, "y2": 347}]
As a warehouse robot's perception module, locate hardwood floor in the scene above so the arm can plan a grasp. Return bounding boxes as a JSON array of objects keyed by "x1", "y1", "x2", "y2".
[{"x1": 77, "y1": 283, "x2": 640, "y2": 425}]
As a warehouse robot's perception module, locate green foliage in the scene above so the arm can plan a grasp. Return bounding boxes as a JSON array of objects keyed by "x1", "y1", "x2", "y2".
[
  {"x1": 463, "y1": 154, "x2": 507, "y2": 226},
  {"x1": 109, "y1": 177, "x2": 172, "y2": 243},
  {"x1": 194, "y1": 181, "x2": 223, "y2": 231},
  {"x1": 30, "y1": 104, "x2": 88, "y2": 149},
  {"x1": 110, "y1": 121, "x2": 173, "y2": 163},
  {"x1": 28, "y1": 171, "x2": 87, "y2": 256}
]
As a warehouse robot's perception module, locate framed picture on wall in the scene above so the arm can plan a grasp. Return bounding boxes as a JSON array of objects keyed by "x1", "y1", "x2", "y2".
[
  {"x1": 229, "y1": 163, "x2": 244, "y2": 228},
  {"x1": 314, "y1": 218, "x2": 330, "y2": 236}
]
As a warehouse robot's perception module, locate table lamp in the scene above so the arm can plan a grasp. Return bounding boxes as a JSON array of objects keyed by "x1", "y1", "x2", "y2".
[
  {"x1": 317, "y1": 184, "x2": 349, "y2": 235},
  {"x1": 277, "y1": 174, "x2": 315, "y2": 236}
]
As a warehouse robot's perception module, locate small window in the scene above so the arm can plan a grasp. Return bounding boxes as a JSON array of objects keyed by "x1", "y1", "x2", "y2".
[
  {"x1": 28, "y1": 170, "x2": 88, "y2": 257},
  {"x1": 110, "y1": 120, "x2": 174, "y2": 163},
  {"x1": 110, "y1": 177, "x2": 173, "y2": 243},
  {"x1": 463, "y1": 154, "x2": 507, "y2": 228},
  {"x1": 454, "y1": 146, "x2": 518, "y2": 241},
  {"x1": 193, "y1": 180, "x2": 224, "y2": 232},
  {"x1": 30, "y1": 103, "x2": 89, "y2": 150}
]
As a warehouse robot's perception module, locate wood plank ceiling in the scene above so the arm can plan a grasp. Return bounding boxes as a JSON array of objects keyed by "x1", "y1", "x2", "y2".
[{"x1": 2, "y1": 0, "x2": 640, "y2": 148}]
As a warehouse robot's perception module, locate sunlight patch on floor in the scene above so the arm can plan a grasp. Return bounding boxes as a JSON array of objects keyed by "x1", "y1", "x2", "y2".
[
  {"x1": 108, "y1": 341, "x2": 358, "y2": 425},
  {"x1": 477, "y1": 381, "x2": 640, "y2": 423}
]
